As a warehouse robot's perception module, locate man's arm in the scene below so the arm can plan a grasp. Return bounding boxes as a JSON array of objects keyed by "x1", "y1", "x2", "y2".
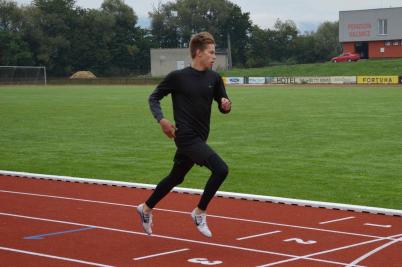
[
  {"x1": 148, "y1": 73, "x2": 176, "y2": 139},
  {"x1": 214, "y1": 75, "x2": 231, "y2": 114}
]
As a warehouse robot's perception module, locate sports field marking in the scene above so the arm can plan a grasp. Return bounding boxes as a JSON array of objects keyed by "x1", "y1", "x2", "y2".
[
  {"x1": 0, "y1": 189, "x2": 396, "y2": 241},
  {"x1": 133, "y1": 248, "x2": 190, "y2": 261},
  {"x1": 319, "y1": 216, "x2": 355, "y2": 225},
  {"x1": 2, "y1": 170, "x2": 401, "y2": 217},
  {"x1": 236, "y1": 231, "x2": 282, "y2": 241},
  {"x1": 0, "y1": 246, "x2": 114, "y2": 267},
  {"x1": 346, "y1": 235, "x2": 402, "y2": 267},
  {"x1": 283, "y1": 238, "x2": 316, "y2": 245},
  {"x1": 0, "y1": 212, "x2": 365, "y2": 267},
  {"x1": 0, "y1": 189, "x2": 136, "y2": 208},
  {"x1": 256, "y1": 233, "x2": 402, "y2": 267},
  {"x1": 364, "y1": 223, "x2": 392, "y2": 228},
  {"x1": 24, "y1": 226, "x2": 95, "y2": 240}
]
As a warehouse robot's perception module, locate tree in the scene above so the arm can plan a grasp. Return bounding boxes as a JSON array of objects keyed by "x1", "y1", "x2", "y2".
[
  {"x1": 293, "y1": 33, "x2": 318, "y2": 63},
  {"x1": 0, "y1": 0, "x2": 33, "y2": 65},
  {"x1": 314, "y1": 21, "x2": 341, "y2": 61},
  {"x1": 0, "y1": 0, "x2": 23, "y2": 31},
  {"x1": 67, "y1": 8, "x2": 115, "y2": 75},
  {"x1": 245, "y1": 19, "x2": 299, "y2": 67},
  {"x1": 149, "y1": 0, "x2": 252, "y2": 66},
  {"x1": 101, "y1": 0, "x2": 144, "y2": 75},
  {"x1": 270, "y1": 19, "x2": 298, "y2": 62},
  {"x1": 27, "y1": 0, "x2": 80, "y2": 75},
  {"x1": 245, "y1": 25, "x2": 271, "y2": 67},
  {"x1": 149, "y1": 2, "x2": 181, "y2": 48}
]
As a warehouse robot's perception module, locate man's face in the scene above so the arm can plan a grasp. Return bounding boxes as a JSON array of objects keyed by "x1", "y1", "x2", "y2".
[{"x1": 197, "y1": 44, "x2": 216, "y2": 70}]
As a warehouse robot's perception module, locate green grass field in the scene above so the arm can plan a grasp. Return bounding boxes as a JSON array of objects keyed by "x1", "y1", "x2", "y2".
[
  {"x1": 220, "y1": 59, "x2": 402, "y2": 77},
  {"x1": 1, "y1": 85, "x2": 401, "y2": 210}
]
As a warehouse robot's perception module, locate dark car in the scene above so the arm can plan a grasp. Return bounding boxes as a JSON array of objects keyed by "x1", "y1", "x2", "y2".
[{"x1": 331, "y1": 53, "x2": 360, "y2": 63}]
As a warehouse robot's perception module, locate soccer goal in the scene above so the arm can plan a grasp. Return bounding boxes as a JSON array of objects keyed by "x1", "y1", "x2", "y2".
[{"x1": 0, "y1": 66, "x2": 47, "y2": 85}]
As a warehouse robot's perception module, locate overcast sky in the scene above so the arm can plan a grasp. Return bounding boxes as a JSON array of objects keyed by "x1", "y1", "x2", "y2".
[{"x1": 14, "y1": 0, "x2": 402, "y2": 32}]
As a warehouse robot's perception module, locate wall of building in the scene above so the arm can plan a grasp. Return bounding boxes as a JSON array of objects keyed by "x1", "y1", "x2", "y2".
[
  {"x1": 339, "y1": 7, "x2": 402, "y2": 43},
  {"x1": 369, "y1": 40, "x2": 402, "y2": 58},
  {"x1": 342, "y1": 42, "x2": 356, "y2": 53},
  {"x1": 150, "y1": 48, "x2": 228, "y2": 77},
  {"x1": 339, "y1": 7, "x2": 402, "y2": 59}
]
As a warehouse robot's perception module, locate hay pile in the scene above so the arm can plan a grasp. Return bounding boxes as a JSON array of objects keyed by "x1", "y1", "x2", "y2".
[{"x1": 70, "y1": 71, "x2": 97, "y2": 79}]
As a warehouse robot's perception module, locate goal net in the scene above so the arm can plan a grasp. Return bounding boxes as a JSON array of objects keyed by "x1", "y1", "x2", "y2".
[{"x1": 0, "y1": 66, "x2": 47, "y2": 85}]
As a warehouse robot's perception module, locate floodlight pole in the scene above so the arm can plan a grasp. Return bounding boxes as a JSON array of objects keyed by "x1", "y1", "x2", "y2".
[
  {"x1": 227, "y1": 33, "x2": 232, "y2": 70},
  {"x1": 43, "y1": 66, "x2": 47, "y2": 86}
]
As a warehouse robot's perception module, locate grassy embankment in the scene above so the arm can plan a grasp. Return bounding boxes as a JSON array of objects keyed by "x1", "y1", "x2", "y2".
[{"x1": 220, "y1": 58, "x2": 402, "y2": 77}]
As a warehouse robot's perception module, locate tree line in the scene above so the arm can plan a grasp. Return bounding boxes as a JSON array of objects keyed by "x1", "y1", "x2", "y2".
[{"x1": 0, "y1": 0, "x2": 341, "y2": 77}]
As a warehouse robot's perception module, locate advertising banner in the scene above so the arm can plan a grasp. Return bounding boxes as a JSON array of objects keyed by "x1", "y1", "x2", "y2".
[
  {"x1": 266, "y1": 77, "x2": 296, "y2": 84},
  {"x1": 248, "y1": 77, "x2": 266, "y2": 84},
  {"x1": 330, "y1": 76, "x2": 357, "y2": 84},
  {"x1": 224, "y1": 77, "x2": 245, "y2": 85},
  {"x1": 266, "y1": 77, "x2": 332, "y2": 84},
  {"x1": 294, "y1": 77, "x2": 331, "y2": 84},
  {"x1": 357, "y1": 76, "x2": 399, "y2": 84}
]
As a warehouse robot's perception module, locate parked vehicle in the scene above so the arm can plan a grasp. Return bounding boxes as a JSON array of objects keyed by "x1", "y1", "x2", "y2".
[{"x1": 331, "y1": 53, "x2": 360, "y2": 63}]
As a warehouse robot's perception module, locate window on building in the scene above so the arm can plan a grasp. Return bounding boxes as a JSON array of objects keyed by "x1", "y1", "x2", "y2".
[
  {"x1": 393, "y1": 41, "x2": 399, "y2": 46},
  {"x1": 385, "y1": 41, "x2": 391, "y2": 46},
  {"x1": 378, "y1": 19, "x2": 388, "y2": 35}
]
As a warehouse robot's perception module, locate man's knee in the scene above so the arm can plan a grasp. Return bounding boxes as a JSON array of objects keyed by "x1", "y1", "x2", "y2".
[
  {"x1": 207, "y1": 154, "x2": 229, "y2": 179},
  {"x1": 215, "y1": 162, "x2": 229, "y2": 179}
]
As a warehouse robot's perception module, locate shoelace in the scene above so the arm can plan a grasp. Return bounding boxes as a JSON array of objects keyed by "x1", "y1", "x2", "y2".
[
  {"x1": 195, "y1": 214, "x2": 206, "y2": 226},
  {"x1": 142, "y1": 211, "x2": 152, "y2": 224}
]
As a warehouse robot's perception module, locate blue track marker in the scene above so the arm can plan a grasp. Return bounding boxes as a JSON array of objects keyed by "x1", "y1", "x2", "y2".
[{"x1": 24, "y1": 227, "x2": 95, "y2": 240}]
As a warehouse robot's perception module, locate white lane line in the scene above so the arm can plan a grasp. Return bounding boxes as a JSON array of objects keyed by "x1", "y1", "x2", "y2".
[
  {"x1": 2, "y1": 170, "x2": 402, "y2": 217},
  {"x1": 237, "y1": 231, "x2": 281, "y2": 241},
  {"x1": 0, "y1": 246, "x2": 114, "y2": 267},
  {"x1": 0, "y1": 189, "x2": 136, "y2": 208},
  {"x1": 0, "y1": 189, "x2": 396, "y2": 241},
  {"x1": 346, "y1": 235, "x2": 402, "y2": 267},
  {"x1": 0, "y1": 212, "x2": 361, "y2": 267},
  {"x1": 364, "y1": 223, "x2": 392, "y2": 228},
  {"x1": 133, "y1": 248, "x2": 190, "y2": 261},
  {"x1": 319, "y1": 216, "x2": 355, "y2": 225},
  {"x1": 256, "y1": 233, "x2": 402, "y2": 267}
]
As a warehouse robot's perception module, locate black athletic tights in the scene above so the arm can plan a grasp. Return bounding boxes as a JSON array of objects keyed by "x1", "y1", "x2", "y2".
[{"x1": 145, "y1": 153, "x2": 228, "y2": 211}]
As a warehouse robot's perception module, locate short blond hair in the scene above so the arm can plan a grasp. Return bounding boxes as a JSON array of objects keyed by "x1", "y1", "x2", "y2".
[{"x1": 189, "y1": 32, "x2": 215, "y2": 59}]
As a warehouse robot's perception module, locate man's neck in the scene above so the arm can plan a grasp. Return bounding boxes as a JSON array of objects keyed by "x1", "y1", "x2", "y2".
[{"x1": 191, "y1": 61, "x2": 207, "y2": 71}]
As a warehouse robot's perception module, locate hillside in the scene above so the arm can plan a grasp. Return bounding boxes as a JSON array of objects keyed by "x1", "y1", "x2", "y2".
[{"x1": 220, "y1": 59, "x2": 402, "y2": 77}]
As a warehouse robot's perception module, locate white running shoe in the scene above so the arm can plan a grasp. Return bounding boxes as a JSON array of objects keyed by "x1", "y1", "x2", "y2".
[
  {"x1": 136, "y1": 204, "x2": 153, "y2": 235},
  {"x1": 191, "y1": 209, "x2": 212, "y2": 238}
]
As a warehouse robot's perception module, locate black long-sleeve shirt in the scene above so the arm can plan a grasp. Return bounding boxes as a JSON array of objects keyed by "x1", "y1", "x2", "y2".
[{"x1": 149, "y1": 67, "x2": 230, "y2": 147}]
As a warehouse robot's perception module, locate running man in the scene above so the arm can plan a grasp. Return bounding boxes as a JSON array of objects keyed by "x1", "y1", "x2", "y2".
[{"x1": 136, "y1": 32, "x2": 231, "y2": 238}]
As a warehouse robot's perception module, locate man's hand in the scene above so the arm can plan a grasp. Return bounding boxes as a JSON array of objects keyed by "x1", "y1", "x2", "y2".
[
  {"x1": 159, "y1": 118, "x2": 176, "y2": 139},
  {"x1": 221, "y1": 98, "x2": 231, "y2": 112}
]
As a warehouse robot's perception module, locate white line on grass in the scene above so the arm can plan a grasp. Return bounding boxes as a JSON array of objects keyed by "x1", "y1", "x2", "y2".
[
  {"x1": 319, "y1": 216, "x2": 355, "y2": 225},
  {"x1": 0, "y1": 246, "x2": 114, "y2": 267},
  {"x1": 0, "y1": 189, "x2": 397, "y2": 241},
  {"x1": 133, "y1": 248, "x2": 190, "y2": 261},
  {"x1": 0, "y1": 212, "x2": 364, "y2": 267},
  {"x1": 237, "y1": 231, "x2": 282, "y2": 241}
]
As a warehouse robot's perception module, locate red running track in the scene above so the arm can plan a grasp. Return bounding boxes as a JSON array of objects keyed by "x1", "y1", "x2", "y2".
[{"x1": 0, "y1": 174, "x2": 401, "y2": 267}]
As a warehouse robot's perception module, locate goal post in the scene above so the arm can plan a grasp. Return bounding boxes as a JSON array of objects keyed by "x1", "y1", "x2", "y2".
[{"x1": 0, "y1": 66, "x2": 47, "y2": 85}]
